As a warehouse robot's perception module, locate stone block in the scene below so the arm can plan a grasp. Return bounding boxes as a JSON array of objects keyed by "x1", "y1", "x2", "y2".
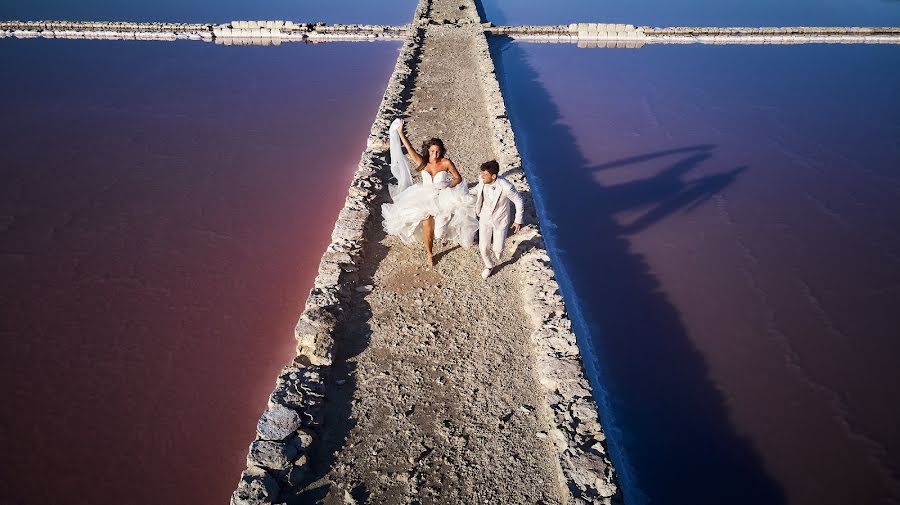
[
  {"x1": 247, "y1": 440, "x2": 298, "y2": 470},
  {"x1": 257, "y1": 406, "x2": 302, "y2": 441},
  {"x1": 231, "y1": 466, "x2": 279, "y2": 505}
]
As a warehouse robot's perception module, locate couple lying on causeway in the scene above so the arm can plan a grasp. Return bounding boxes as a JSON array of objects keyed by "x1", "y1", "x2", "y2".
[{"x1": 381, "y1": 118, "x2": 524, "y2": 279}]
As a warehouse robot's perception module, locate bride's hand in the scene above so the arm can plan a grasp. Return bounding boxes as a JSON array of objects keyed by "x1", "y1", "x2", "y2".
[{"x1": 396, "y1": 119, "x2": 404, "y2": 131}]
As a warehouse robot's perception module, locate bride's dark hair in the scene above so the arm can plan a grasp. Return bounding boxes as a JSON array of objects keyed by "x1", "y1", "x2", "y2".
[{"x1": 417, "y1": 138, "x2": 446, "y2": 171}]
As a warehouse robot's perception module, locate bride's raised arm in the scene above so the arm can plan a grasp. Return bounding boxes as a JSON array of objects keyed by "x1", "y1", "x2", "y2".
[{"x1": 396, "y1": 120, "x2": 425, "y2": 168}]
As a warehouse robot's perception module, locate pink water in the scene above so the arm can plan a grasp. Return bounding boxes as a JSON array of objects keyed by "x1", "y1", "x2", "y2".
[
  {"x1": 494, "y1": 40, "x2": 900, "y2": 505},
  {"x1": 0, "y1": 39, "x2": 398, "y2": 504}
]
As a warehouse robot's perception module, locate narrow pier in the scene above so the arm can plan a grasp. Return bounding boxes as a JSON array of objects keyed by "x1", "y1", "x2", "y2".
[{"x1": 229, "y1": 0, "x2": 617, "y2": 503}]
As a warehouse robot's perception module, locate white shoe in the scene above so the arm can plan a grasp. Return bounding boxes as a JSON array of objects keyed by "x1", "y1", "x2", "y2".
[{"x1": 481, "y1": 268, "x2": 492, "y2": 279}]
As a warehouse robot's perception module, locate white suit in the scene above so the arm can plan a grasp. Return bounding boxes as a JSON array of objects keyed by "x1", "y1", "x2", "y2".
[{"x1": 469, "y1": 175, "x2": 525, "y2": 268}]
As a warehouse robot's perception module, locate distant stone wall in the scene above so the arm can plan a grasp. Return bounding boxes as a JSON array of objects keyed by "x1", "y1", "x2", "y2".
[
  {"x1": 213, "y1": 21, "x2": 406, "y2": 40},
  {"x1": 486, "y1": 23, "x2": 900, "y2": 45},
  {"x1": 468, "y1": 6, "x2": 622, "y2": 505},
  {"x1": 228, "y1": 1, "x2": 431, "y2": 503},
  {"x1": 0, "y1": 20, "x2": 406, "y2": 42}
]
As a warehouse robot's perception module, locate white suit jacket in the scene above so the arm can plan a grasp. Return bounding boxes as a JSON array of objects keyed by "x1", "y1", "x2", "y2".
[{"x1": 469, "y1": 176, "x2": 525, "y2": 227}]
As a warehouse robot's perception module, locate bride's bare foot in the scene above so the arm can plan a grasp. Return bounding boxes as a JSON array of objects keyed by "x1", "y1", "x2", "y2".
[{"x1": 426, "y1": 253, "x2": 435, "y2": 266}]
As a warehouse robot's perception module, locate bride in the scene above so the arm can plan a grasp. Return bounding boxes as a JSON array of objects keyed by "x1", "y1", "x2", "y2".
[{"x1": 382, "y1": 118, "x2": 477, "y2": 266}]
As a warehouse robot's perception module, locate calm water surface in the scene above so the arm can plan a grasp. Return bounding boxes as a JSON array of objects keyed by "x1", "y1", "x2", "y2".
[
  {"x1": 479, "y1": 0, "x2": 900, "y2": 27},
  {"x1": 493, "y1": 40, "x2": 900, "y2": 505},
  {"x1": 1, "y1": 0, "x2": 417, "y2": 25},
  {"x1": 0, "y1": 38, "x2": 398, "y2": 504}
]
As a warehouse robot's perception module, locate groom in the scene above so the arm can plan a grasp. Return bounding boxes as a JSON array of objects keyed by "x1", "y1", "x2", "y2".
[{"x1": 470, "y1": 160, "x2": 525, "y2": 279}]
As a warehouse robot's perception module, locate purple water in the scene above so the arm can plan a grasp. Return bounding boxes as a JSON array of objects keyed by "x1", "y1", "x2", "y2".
[
  {"x1": 478, "y1": 0, "x2": 900, "y2": 27},
  {"x1": 0, "y1": 38, "x2": 398, "y2": 504},
  {"x1": 0, "y1": 0, "x2": 417, "y2": 25},
  {"x1": 492, "y1": 40, "x2": 900, "y2": 505}
]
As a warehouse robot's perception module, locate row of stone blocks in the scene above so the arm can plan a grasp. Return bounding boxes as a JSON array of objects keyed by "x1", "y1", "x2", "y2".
[
  {"x1": 567, "y1": 22, "x2": 647, "y2": 40},
  {"x1": 568, "y1": 22, "x2": 641, "y2": 32},
  {"x1": 580, "y1": 31, "x2": 647, "y2": 40},
  {"x1": 213, "y1": 27, "x2": 287, "y2": 38},
  {"x1": 230, "y1": 20, "x2": 298, "y2": 30},
  {"x1": 578, "y1": 40, "x2": 646, "y2": 48}
]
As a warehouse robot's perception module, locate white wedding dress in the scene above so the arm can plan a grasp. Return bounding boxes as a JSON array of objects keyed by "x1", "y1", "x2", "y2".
[{"x1": 382, "y1": 120, "x2": 477, "y2": 247}]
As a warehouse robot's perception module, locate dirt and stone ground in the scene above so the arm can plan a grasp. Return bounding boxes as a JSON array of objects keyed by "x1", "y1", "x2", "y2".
[{"x1": 286, "y1": 3, "x2": 567, "y2": 504}]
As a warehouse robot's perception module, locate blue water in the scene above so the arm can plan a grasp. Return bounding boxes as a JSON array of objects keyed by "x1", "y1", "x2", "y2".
[
  {"x1": 479, "y1": 0, "x2": 900, "y2": 27},
  {"x1": 492, "y1": 39, "x2": 900, "y2": 505},
  {"x1": 0, "y1": 0, "x2": 417, "y2": 25}
]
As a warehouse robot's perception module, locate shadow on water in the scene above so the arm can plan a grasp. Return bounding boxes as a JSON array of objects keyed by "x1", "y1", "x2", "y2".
[{"x1": 487, "y1": 34, "x2": 784, "y2": 505}]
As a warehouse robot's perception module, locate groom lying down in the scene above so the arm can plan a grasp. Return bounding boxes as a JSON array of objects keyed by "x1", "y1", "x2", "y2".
[{"x1": 469, "y1": 160, "x2": 525, "y2": 279}]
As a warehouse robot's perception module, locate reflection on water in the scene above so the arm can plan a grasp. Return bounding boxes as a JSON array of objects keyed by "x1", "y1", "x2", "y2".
[
  {"x1": 479, "y1": 0, "x2": 900, "y2": 27},
  {"x1": 0, "y1": 38, "x2": 398, "y2": 504},
  {"x1": 0, "y1": 0, "x2": 417, "y2": 25},
  {"x1": 493, "y1": 39, "x2": 900, "y2": 505}
]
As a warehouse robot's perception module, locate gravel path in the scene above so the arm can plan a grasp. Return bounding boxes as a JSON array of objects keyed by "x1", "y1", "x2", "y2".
[{"x1": 290, "y1": 6, "x2": 566, "y2": 505}]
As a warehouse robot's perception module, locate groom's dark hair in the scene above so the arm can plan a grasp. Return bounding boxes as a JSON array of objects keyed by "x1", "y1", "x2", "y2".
[{"x1": 480, "y1": 160, "x2": 500, "y2": 176}]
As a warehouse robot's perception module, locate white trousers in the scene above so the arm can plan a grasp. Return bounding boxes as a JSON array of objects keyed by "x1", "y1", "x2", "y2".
[{"x1": 479, "y1": 220, "x2": 508, "y2": 268}]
